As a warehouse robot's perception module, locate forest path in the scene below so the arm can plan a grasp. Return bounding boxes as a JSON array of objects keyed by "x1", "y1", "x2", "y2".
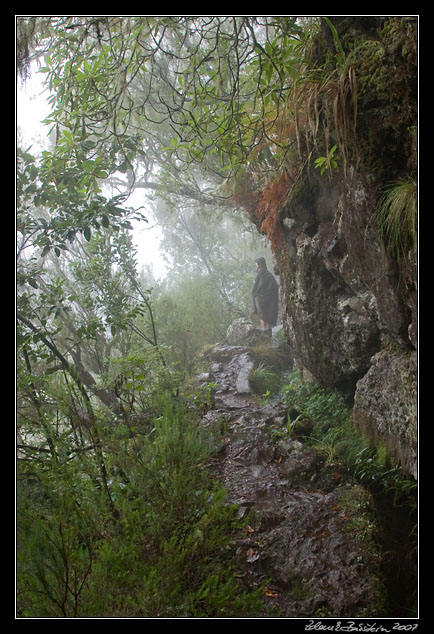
[{"x1": 197, "y1": 335, "x2": 388, "y2": 618}]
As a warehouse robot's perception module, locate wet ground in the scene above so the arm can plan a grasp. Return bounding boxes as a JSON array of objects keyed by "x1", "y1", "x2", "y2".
[{"x1": 197, "y1": 342, "x2": 389, "y2": 618}]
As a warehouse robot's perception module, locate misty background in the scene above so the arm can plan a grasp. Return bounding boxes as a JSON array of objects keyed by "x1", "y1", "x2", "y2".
[{"x1": 17, "y1": 52, "x2": 273, "y2": 379}]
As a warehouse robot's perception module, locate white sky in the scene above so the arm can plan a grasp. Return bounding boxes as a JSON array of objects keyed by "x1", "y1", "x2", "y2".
[{"x1": 17, "y1": 67, "x2": 169, "y2": 280}]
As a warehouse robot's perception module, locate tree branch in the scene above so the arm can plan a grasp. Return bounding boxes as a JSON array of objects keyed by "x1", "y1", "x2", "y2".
[
  {"x1": 17, "y1": 313, "x2": 91, "y2": 405},
  {"x1": 111, "y1": 176, "x2": 234, "y2": 208}
]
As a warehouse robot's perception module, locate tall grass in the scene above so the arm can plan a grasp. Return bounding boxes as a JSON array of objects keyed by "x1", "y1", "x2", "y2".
[
  {"x1": 376, "y1": 177, "x2": 417, "y2": 262},
  {"x1": 249, "y1": 363, "x2": 282, "y2": 397}
]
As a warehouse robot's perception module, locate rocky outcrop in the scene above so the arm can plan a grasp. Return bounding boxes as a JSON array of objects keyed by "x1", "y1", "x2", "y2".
[
  {"x1": 226, "y1": 317, "x2": 275, "y2": 348},
  {"x1": 198, "y1": 340, "x2": 388, "y2": 618},
  {"x1": 353, "y1": 346, "x2": 417, "y2": 479},
  {"x1": 270, "y1": 159, "x2": 418, "y2": 476},
  {"x1": 243, "y1": 17, "x2": 418, "y2": 477},
  {"x1": 278, "y1": 169, "x2": 416, "y2": 476}
]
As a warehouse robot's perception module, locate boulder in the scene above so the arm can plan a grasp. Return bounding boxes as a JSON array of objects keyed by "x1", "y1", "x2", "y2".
[
  {"x1": 202, "y1": 343, "x2": 256, "y2": 409},
  {"x1": 353, "y1": 346, "x2": 418, "y2": 479},
  {"x1": 226, "y1": 318, "x2": 272, "y2": 347}
]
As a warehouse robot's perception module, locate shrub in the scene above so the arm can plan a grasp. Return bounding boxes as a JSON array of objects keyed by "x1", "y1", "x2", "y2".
[{"x1": 17, "y1": 393, "x2": 268, "y2": 618}]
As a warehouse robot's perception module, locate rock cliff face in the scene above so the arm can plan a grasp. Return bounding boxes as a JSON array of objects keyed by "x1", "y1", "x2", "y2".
[
  {"x1": 277, "y1": 165, "x2": 417, "y2": 478},
  {"x1": 245, "y1": 17, "x2": 418, "y2": 478}
]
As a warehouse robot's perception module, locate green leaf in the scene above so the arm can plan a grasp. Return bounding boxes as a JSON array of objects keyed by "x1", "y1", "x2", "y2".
[{"x1": 84, "y1": 227, "x2": 92, "y2": 241}]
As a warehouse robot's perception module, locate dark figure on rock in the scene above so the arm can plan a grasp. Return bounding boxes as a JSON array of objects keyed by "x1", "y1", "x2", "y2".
[{"x1": 251, "y1": 257, "x2": 279, "y2": 334}]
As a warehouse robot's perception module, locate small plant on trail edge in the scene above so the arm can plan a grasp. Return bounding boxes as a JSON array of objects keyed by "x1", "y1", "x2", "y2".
[
  {"x1": 189, "y1": 381, "x2": 217, "y2": 411},
  {"x1": 249, "y1": 363, "x2": 282, "y2": 398}
]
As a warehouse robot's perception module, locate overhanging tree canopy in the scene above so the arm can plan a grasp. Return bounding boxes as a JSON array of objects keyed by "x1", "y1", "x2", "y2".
[{"x1": 18, "y1": 17, "x2": 317, "y2": 194}]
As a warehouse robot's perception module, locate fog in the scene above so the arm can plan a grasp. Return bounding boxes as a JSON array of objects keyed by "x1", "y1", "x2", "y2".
[{"x1": 17, "y1": 65, "x2": 170, "y2": 280}]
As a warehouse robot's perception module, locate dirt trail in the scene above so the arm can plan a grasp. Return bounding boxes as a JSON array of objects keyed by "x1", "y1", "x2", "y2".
[{"x1": 198, "y1": 341, "x2": 388, "y2": 618}]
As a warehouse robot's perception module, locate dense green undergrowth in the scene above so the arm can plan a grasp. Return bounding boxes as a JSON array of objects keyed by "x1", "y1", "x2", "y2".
[
  {"x1": 17, "y1": 364, "x2": 417, "y2": 618},
  {"x1": 17, "y1": 394, "x2": 267, "y2": 618},
  {"x1": 281, "y1": 371, "x2": 417, "y2": 517},
  {"x1": 17, "y1": 367, "x2": 417, "y2": 618}
]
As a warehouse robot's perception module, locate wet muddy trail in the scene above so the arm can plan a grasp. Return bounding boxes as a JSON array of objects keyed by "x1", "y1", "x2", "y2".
[{"x1": 198, "y1": 342, "x2": 391, "y2": 618}]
